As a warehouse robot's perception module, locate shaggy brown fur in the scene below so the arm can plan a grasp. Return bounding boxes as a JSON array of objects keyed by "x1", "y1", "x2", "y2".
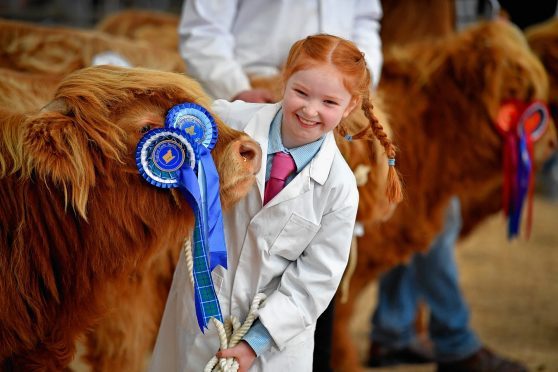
[
  {"x1": 331, "y1": 21, "x2": 557, "y2": 371},
  {"x1": 96, "y1": 9, "x2": 180, "y2": 52},
  {"x1": 0, "y1": 18, "x2": 185, "y2": 75},
  {"x1": 526, "y1": 17, "x2": 558, "y2": 125},
  {"x1": 380, "y1": 0, "x2": 455, "y2": 50},
  {"x1": 459, "y1": 19, "x2": 558, "y2": 236},
  {"x1": 0, "y1": 66, "x2": 264, "y2": 372},
  {"x1": 0, "y1": 65, "x2": 261, "y2": 371},
  {"x1": 0, "y1": 68, "x2": 60, "y2": 112}
]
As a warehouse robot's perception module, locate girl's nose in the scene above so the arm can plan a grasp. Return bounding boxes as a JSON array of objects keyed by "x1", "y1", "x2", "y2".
[{"x1": 302, "y1": 102, "x2": 318, "y2": 117}]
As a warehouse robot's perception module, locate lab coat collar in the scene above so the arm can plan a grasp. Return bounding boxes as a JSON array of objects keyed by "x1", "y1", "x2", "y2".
[
  {"x1": 242, "y1": 102, "x2": 280, "y2": 202},
  {"x1": 308, "y1": 132, "x2": 334, "y2": 185},
  {"x1": 243, "y1": 102, "x2": 336, "y2": 206}
]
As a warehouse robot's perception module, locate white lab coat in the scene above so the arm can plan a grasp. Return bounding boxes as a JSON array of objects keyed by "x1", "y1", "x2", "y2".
[
  {"x1": 148, "y1": 101, "x2": 358, "y2": 371},
  {"x1": 179, "y1": 0, "x2": 383, "y2": 99}
]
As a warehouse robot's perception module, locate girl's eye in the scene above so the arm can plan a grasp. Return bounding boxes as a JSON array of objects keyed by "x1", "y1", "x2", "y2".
[
  {"x1": 324, "y1": 100, "x2": 338, "y2": 106},
  {"x1": 140, "y1": 124, "x2": 152, "y2": 133},
  {"x1": 294, "y1": 89, "x2": 307, "y2": 96}
]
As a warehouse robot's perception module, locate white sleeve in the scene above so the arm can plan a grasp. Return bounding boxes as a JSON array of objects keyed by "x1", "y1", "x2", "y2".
[
  {"x1": 211, "y1": 99, "x2": 262, "y2": 132},
  {"x1": 352, "y1": 0, "x2": 384, "y2": 88},
  {"x1": 179, "y1": 0, "x2": 251, "y2": 100},
  {"x1": 257, "y1": 170, "x2": 359, "y2": 348}
]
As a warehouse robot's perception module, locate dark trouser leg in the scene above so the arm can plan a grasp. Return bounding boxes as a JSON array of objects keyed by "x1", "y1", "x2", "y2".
[{"x1": 313, "y1": 298, "x2": 335, "y2": 372}]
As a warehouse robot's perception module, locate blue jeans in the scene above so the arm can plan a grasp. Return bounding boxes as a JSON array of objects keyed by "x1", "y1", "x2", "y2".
[{"x1": 371, "y1": 197, "x2": 481, "y2": 362}]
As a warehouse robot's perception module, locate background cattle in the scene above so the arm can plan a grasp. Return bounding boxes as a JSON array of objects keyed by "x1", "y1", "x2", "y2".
[
  {"x1": 380, "y1": 0, "x2": 455, "y2": 49},
  {"x1": 0, "y1": 18, "x2": 186, "y2": 75},
  {"x1": 96, "y1": 9, "x2": 180, "y2": 52},
  {"x1": 0, "y1": 65, "x2": 261, "y2": 371},
  {"x1": 526, "y1": 17, "x2": 558, "y2": 124},
  {"x1": 330, "y1": 21, "x2": 557, "y2": 371},
  {"x1": 0, "y1": 68, "x2": 60, "y2": 112}
]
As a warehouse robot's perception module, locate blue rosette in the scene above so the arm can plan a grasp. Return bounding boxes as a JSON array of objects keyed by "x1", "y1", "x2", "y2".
[
  {"x1": 136, "y1": 108, "x2": 227, "y2": 333},
  {"x1": 165, "y1": 103, "x2": 218, "y2": 151},
  {"x1": 135, "y1": 127, "x2": 199, "y2": 188}
]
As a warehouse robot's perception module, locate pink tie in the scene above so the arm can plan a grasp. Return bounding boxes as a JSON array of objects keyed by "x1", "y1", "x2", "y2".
[{"x1": 264, "y1": 152, "x2": 296, "y2": 205}]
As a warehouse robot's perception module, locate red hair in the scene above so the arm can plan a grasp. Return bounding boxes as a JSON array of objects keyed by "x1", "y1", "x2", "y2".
[
  {"x1": 283, "y1": 34, "x2": 403, "y2": 203},
  {"x1": 283, "y1": 34, "x2": 370, "y2": 99}
]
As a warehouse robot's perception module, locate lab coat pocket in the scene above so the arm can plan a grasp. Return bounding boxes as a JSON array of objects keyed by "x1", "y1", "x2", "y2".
[{"x1": 269, "y1": 213, "x2": 321, "y2": 261}]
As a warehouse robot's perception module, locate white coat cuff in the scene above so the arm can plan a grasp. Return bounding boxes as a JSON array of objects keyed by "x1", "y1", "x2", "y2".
[{"x1": 257, "y1": 292, "x2": 307, "y2": 349}]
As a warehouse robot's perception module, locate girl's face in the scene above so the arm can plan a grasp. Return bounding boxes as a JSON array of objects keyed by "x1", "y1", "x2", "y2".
[{"x1": 281, "y1": 64, "x2": 357, "y2": 148}]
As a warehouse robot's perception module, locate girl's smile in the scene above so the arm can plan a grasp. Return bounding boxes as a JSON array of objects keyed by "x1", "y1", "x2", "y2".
[{"x1": 296, "y1": 114, "x2": 319, "y2": 127}]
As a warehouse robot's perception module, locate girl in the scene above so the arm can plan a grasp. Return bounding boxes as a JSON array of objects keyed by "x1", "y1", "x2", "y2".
[{"x1": 149, "y1": 34, "x2": 402, "y2": 371}]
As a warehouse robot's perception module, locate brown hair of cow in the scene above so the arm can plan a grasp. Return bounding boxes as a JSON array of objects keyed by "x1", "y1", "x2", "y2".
[
  {"x1": 0, "y1": 19, "x2": 186, "y2": 75},
  {"x1": 282, "y1": 34, "x2": 403, "y2": 203},
  {"x1": 0, "y1": 65, "x2": 261, "y2": 370}
]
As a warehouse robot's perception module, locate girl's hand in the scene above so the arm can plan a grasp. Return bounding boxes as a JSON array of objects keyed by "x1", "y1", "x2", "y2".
[{"x1": 216, "y1": 341, "x2": 257, "y2": 372}]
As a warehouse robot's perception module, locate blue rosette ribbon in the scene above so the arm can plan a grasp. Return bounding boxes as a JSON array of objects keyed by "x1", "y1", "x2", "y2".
[
  {"x1": 165, "y1": 103, "x2": 227, "y2": 272},
  {"x1": 136, "y1": 103, "x2": 227, "y2": 332}
]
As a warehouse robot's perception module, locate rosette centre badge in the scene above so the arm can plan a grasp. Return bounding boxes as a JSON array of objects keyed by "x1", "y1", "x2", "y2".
[{"x1": 153, "y1": 140, "x2": 185, "y2": 172}]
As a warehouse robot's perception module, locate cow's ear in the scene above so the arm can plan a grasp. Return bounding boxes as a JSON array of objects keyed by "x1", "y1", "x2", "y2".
[
  {"x1": 448, "y1": 22, "x2": 548, "y2": 123},
  {"x1": 24, "y1": 98, "x2": 95, "y2": 219}
]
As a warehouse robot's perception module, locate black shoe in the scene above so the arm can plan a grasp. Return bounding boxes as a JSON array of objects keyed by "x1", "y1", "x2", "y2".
[
  {"x1": 437, "y1": 347, "x2": 528, "y2": 372},
  {"x1": 367, "y1": 341, "x2": 434, "y2": 368}
]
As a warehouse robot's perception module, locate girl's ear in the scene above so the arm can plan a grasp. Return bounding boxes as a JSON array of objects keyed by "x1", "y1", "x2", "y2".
[{"x1": 342, "y1": 96, "x2": 360, "y2": 119}]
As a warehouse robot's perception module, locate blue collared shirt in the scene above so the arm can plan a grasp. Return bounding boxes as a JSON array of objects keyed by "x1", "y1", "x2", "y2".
[
  {"x1": 265, "y1": 109, "x2": 325, "y2": 184},
  {"x1": 243, "y1": 108, "x2": 324, "y2": 356}
]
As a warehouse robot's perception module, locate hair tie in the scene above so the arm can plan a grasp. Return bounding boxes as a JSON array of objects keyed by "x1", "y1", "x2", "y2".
[
  {"x1": 344, "y1": 134, "x2": 353, "y2": 141},
  {"x1": 388, "y1": 158, "x2": 395, "y2": 166}
]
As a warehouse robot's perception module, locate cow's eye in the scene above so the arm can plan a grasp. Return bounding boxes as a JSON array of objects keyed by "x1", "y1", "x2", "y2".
[{"x1": 140, "y1": 124, "x2": 151, "y2": 134}]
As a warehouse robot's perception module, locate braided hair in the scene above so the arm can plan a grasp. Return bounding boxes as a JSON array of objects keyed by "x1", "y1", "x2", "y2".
[{"x1": 283, "y1": 34, "x2": 402, "y2": 203}]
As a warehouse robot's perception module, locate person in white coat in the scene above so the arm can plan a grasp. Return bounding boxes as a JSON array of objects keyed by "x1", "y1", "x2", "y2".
[
  {"x1": 178, "y1": 3, "x2": 385, "y2": 370},
  {"x1": 178, "y1": 0, "x2": 384, "y2": 102},
  {"x1": 149, "y1": 34, "x2": 402, "y2": 371}
]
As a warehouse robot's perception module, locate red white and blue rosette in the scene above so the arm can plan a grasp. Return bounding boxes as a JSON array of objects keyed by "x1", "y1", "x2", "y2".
[
  {"x1": 165, "y1": 102, "x2": 218, "y2": 151},
  {"x1": 495, "y1": 100, "x2": 550, "y2": 239}
]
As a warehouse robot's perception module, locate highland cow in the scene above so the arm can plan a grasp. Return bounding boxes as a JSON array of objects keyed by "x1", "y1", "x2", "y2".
[
  {"x1": 0, "y1": 18, "x2": 186, "y2": 75},
  {"x1": 331, "y1": 21, "x2": 557, "y2": 371},
  {"x1": 0, "y1": 68, "x2": 60, "y2": 112},
  {"x1": 0, "y1": 65, "x2": 261, "y2": 371},
  {"x1": 96, "y1": 9, "x2": 180, "y2": 52}
]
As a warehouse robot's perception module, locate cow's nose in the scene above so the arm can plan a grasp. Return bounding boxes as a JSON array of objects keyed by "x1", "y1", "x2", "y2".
[{"x1": 238, "y1": 138, "x2": 262, "y2": 175}]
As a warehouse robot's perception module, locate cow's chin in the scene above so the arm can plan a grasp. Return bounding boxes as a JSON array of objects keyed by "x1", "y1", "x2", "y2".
[{"x1": 219, "y1": 175, "x2": 257, "y2": 211}]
